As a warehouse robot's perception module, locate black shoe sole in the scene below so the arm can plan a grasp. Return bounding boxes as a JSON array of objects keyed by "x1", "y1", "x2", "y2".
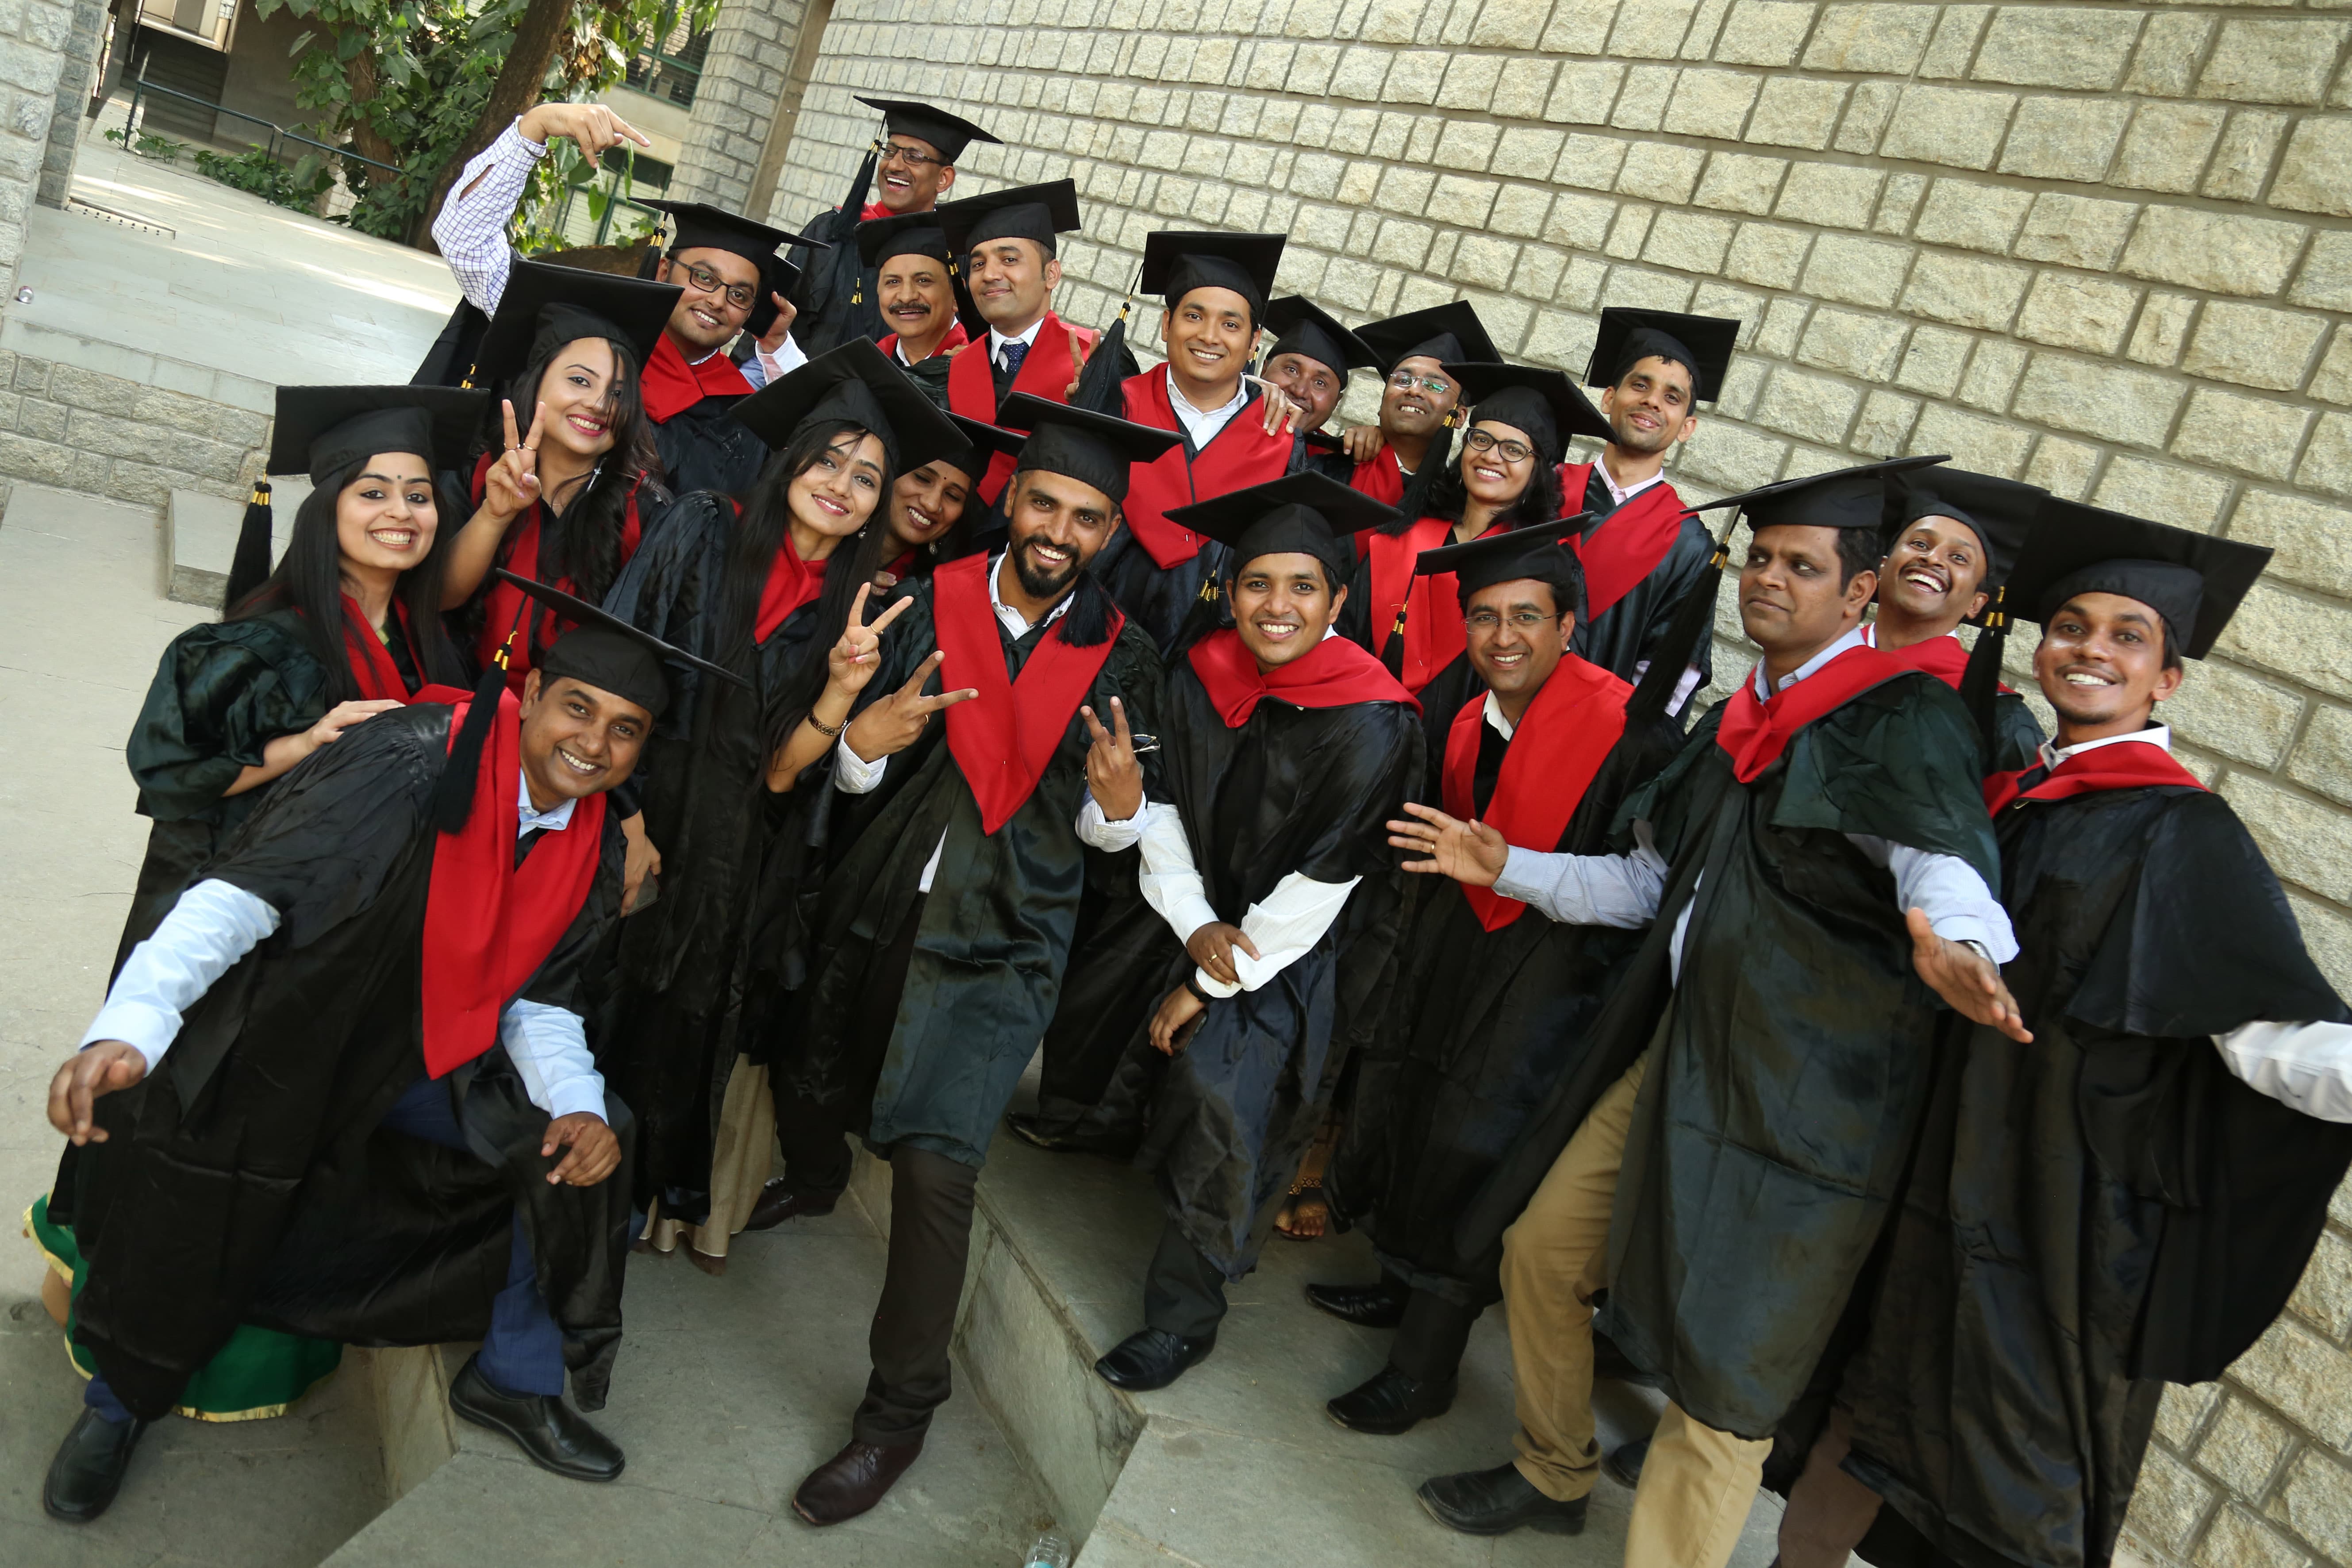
[
  {"x1": 1301, "y1": 1287, "x2": 1405, "y2": 1330},
  {"x1": 448, "y1": 1391, "x2": 624, "y2": 1483},
  {"x1": 1414, "y1": 1488, "x2": 1588, "y2": 1537}
]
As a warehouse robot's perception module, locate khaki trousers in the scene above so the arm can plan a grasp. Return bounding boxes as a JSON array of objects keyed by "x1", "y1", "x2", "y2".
[{"x1": 1499, "y1": 1053, "x2": 1772, "y2": 1568}]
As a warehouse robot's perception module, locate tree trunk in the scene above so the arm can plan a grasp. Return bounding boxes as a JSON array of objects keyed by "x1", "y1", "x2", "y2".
[
  {"x1": 342, "y1": 50, "x2": 401, "y2": 170},
  {"x1": 411, "y1": 0, "x2": 573, "y2": 251}
]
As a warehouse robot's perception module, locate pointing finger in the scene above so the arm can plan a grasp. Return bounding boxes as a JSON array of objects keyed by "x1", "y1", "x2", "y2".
[
  {"x1": 1109, "y1": 695, "x2": 1134, "y2": 747},
  {"x1": 1080, "y1": 704, "x2": 1111, "y2": 747},
  {"x1": 502, "y1": 398, "x2": 519, "y2": 451}
]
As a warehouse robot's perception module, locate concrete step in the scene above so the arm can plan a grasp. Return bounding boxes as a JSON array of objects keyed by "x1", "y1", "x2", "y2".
[{"x1": 163, "y1": 485, "x2": 300, "y2": 608}]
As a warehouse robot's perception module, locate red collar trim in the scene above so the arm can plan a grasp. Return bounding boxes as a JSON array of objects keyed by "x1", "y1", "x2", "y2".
[
  {"x1": 641, "y1": 332, "x2": 752, "y2": 423},
  {"x1": 1185, "y1": 628, "x2": 1416, "y2": 728},
  {"x1": 1715, "y1": 643, "x2": 1906, "y2": 783},
  {"x1": 1983, "y1": 741, "x2": 2205, "y2": 815}
]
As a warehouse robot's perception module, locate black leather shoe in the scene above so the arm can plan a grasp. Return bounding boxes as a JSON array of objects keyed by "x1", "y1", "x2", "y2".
[
  {"x1": 1004, "y1": 1112, "x2": 1135, "y2": 1158},
  {"x1": 1326, "y1": 1363, "x2": 1457, "y2": 1435},
  {"x1": 1416, "y1": 1462, "x2": 1589, "y2": 1536},
  {"x1": 1605, "y1": 1435, "x2": 1650, "y2": 1488},
  {"x1": 42, "y1": 1408, "x2": 148, "y2": 1523},
  {"x1": 742, "y1": 1177, "x2": 841, "y2": 1232},
  {"x1": 447, "y1": 1353, "x2": 624, "y2": 1481},
  {"x1": 1095, "y1": 1327, "x2": 1217, "y2": 1391},
  {"x1": 1303, "y1": 1279, "x2": 1407, "y2": 1328},
  {"x1": 792, "y1": 1437, "x2": 924, "y2": 1526}
]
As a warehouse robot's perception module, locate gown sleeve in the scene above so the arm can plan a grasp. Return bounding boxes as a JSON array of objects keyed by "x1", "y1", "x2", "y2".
[{"x1": 127, "y1": 620, "x2": 331, "y2": 822}]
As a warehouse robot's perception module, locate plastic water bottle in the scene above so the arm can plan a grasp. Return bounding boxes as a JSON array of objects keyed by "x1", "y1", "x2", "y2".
[{"x1": 1024, "y1": 1530, "x2": 1072, "y2": 1568}]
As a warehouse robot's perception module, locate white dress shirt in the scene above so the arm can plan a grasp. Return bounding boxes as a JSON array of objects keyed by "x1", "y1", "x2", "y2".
[
  {"x1": 1165, "y1": 369, "x2": 1250, "y2": 450},
  {"x1": 84, "y1": 769, "x2": 609, "y2": 1122},
  {"x1": 1858, "y1": 622, "x2": 1962, "y2": 656},
  {"x1": 833, "y1": 553, "x2": 1144, "y2": 889},
  {"x1": 1591, "y1": 450, "x2": 1666, "y2": 510},
  {"x1": 431, "y1": 120, "x2": 542, "y2": 315}
]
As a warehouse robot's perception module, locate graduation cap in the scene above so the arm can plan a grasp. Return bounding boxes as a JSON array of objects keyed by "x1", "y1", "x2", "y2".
[
  {"x1": 1356, "y1": 301, "x2": 1499, "y2": 375},
  {"x1": 1412, "y1": 515, "x2": 1597, "y2": 615},
  {"x1": 1446, "y1": 362, "x2": 1612, "y2": 465},
  {"x1": 1688, "y1": 455, "x2": 1949, "y2": 534},
  {"x1": 1261, "y1": 296, "x2": 1376, "y2": 379},
  {"x1": 938, "y1": 411, "x2": 1024, "y2": 482},
  {"x1": 999, "y1": 391, "x2": 1182, "y2": 505},
  {"x1": 857, "y1": 211, "x2": 953, "y2": 269},
  {"x1": 1139, "y1": 231, "x2": 1286, "y2": 323},
  {"x1": 641, "y1": 199, "x2": 819, "y2": 270},
  {"x1": 744, "y1": 252, "x2": 803, "y2": 342},
  {"x1": 1583, "y1": 307, "x2": 1739, "y2": 405},
  {"x1": 469, "y1": 258, "x2": 680, "y2": 389},
  {"x1": 1883, "y1": 467, "x2": 2045, "y2": 605},
  {"x1": 1164, "y1": 470, "x2": 1401, "y2": 582},
  {"x1": 853, "y1": 95, "x2": 1001, "y2": 164},
  {"x1": 730, "y1": 337, "x2": 964, "y2": 474},
  {"x1": 937, "y1": 179, "x2": 1083, "y2": 260},
  {"x1": 2000, "y1": 500, "x2": 2270, "y2": 661}
]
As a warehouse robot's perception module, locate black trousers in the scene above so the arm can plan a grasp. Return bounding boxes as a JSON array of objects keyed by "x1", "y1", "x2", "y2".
[
  {"x1": 1143, "y1": 1218, "x2": 1230, "y2": 1339},
  {"x1": 854, "y1": 1142, "x2": 982, "y2": 1445},
  {"x1": 772, "y1": 897, "x2": 928, "y2": 1195},
  {"x1": 1391, "y1": 1287, "x2": 1481, "y2": 1385}
]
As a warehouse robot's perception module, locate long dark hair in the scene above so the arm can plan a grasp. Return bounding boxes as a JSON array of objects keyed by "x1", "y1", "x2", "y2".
[
  {"x1": 1422, "y1": 425, "x2": 1567, "y2": 532},
  {"x1": 229, "y1": 456, "x2": 469, "y2": 702}
]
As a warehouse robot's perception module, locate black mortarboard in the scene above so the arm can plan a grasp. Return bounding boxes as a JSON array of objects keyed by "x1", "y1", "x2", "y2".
[
  {"x1": 265, "y1": 384, "x2": 488, "y2": 480},
  {"x1": 2001, "y1": 500, "x2": 2270, "y2": 661},
  {"x1": 1584, "y1": 307, "x2": 1739, "y2": 404},
  {"x1": 730, "y1": 338, "x2": 963, "y2": 474},
  {"x1": 1262, "y1": 295, "x2": 1376, "y2": 380},
  {"x1": 1412, "y1": 516, "x2": 1596, "y2": 614},
  {"x1": 938, "y1": 411, "x2": 1024, "y2": 481},
  {"x1": 642, "y1": 199, "x2": 819, "y2": 269},
  {"x1": 1446, "y1": 362, "x2": 1612, "y2": 465},
  {"x1": 495, "y1": 569, "x2": 748, "y2": 719},
  {"x1": 469, "y1": 258, "x2": 679, "y2": 388},
  {"x1": 1140, "y1": 231, "x2": 1286, "y2": 323},
  {"x1": 744, "y1": 252, "x2": 802, "y2": 342},
  {"x1": 1690, "y1": 455, "x2": 1948, "y2": 534},
  {"x1": 999, "y1": 391, "x2": 1182, "y2": 505},
  {"x1": 853, "y1": 95, "x2": 1001, "y2": 164},
  {"x1": 1164, "y1": 471, "x2": 1400, "y2": 582},
  {"x1": 1356, "y1": 301, "x2": 1499, "y2": 375},
  {"x1": 937, "y1": 179, "x2": 1083, "y2": 259},
  {"x1": 857, "y1": 211, "x2": 954, "y2": 269},
  {"x1": 1883, "y1": 468, "x2": 2045, "y2": 599}
]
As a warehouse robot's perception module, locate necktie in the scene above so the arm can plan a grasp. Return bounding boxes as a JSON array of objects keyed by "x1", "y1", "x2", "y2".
[{"x1": 999, "y1": 339, "x2": 1029, "y2": 378}]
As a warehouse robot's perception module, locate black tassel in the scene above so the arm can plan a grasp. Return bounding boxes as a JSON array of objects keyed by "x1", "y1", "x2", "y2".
[
  {"x1": 1621, "y1": 520, "x2": 1732, "y2": 732},
  {"x1": 1958, "y1": 587, "x2": 2009, "y2": 754},
  {"x1": 1381, "y1": 606, "x2": 1407, "y2": 677},
  {"x1": 223, "y1": 480, "x2": 273, "y2": 612},
  {"x1": 429, "y1": 605, "x2": 524, "y2": 834},
  {"x1": 1394, "y1": 418, "x2": 1454, "y2": 530}
]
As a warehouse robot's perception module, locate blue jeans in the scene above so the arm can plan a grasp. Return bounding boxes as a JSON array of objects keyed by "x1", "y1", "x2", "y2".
[{"x1": 87, "y1": 1073, "x2": 566, "y2": 1422}]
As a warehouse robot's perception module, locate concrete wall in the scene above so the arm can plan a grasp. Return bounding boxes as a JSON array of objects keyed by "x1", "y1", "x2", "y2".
[
  {"x1": 0, "y1": 0, "x2": 96, "y2": 281},
  {"x1": 731, "y1": 1, "x2": 2352, "y2": 1562}
]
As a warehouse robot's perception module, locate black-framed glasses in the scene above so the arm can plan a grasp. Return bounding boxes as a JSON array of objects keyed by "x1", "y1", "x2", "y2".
[
  {"x1": 1463, "y1": 428, "x2": 1534, "y2": 464},
  {"x1": 880, "y1": 141, "x2": 946, "y2": 169},
  {"x1": 674, "y1": 261, "x2": 757, "y2": 311},
  {"x1": 1386, "y1": 371, "x2": 1452, "y2": 396},
  {"x1": 1464, "y1": 609, "x2": 1562, "y2": 632}
]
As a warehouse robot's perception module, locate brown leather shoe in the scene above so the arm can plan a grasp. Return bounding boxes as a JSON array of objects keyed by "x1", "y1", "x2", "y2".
[
  {"x1": 743, "y1": 1178, "x2": 841, "y2": 1233},
  {"x1": 791, "y1": 1436, "x2": 923, "y2": 1526}
]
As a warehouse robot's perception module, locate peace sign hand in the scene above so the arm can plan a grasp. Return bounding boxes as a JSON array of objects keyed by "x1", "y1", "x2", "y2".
[
  {"x1": 842, "y1": 650, "x2": 980, "y2": 762},
  {"x1": 483, "y1": 398, "x2": 544, "y2": 523},
  {"x1": 826, "y1": 580, "x2": 914, "y2": 699},
  {"x1": 1081, "y1": 696, "x2": 1144, "y2": 822}
]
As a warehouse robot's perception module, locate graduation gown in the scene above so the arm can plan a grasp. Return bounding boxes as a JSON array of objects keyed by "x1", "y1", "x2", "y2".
[
  {"x1": 1862, "y1": 623, "x2": 2046, "y2": 775},
  {"x1": 457, "y1": 456, "x2": 669, "y2": 695},
  {"x1": 1095, "y1": 633, "x2": 1422, "y2": 1277},
  {"x1": 1339, "y1": 657, "x2": 1683, "y2": 1303},
  {"x1": 60, "y1": 703, "x2": 633, "y2": 1421},
  {"x1": 642, "y1": 334, "x2": 769, "y2": 497},
  {"x1": 944, "y1": 311, "x2": 1096, "y2": 505},
  {"x1": 1560, "y1": 465, "x2": 1717, "y2": 699},
  {"x1": 599, "y1": 494, "x2": 837, "y2": 1218},
  {"x1": 778, "y1": 562, "x2": 1164, "y2": 1168},
  {"x1": 792, "y1": 198, "x2": 892, "y2": 357},
  {"x1": 1351, "y1": 446, "x2": 1406, "y2": 506},
  {"x1": 1837, "y1": 756, "x2": 2352, "y2": 1568}
]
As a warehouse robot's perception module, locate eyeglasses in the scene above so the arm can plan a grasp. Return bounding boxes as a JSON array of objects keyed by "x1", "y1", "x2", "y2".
[
  {"x1": 1463, "y1": 428, "x2": 1534, "y2": 464},
  {"x1": 880, "y1": 141, "x2": 946, "y2": 169},
  {"x1": 1464, "y1": 609, "x2": 1562, "y2": 632},
  {"x1": 673, "y1": 261, "x2": 757, "y2": 311},
  {"x1": 1386, "y1": 371, "x2": 1453, "y2": 397}
]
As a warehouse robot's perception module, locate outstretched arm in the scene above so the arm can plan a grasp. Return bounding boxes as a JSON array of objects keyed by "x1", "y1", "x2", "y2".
[{"x1": 432, "y1": 104, "x2": 652, "y2": 315}]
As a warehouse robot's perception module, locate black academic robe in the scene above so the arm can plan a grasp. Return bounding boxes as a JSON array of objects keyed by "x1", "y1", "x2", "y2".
[
  {"x1": 599, "y1": 494, "x2": 834, "y2": 1218},
  {"x1": 653, "y1": 400, "x2": 767, "y2": 499},
  {"x1": 60, "y1": 705, "x2": 632, "y2": 1421},
  {"x1": 777, "y1": 580, "x2": 1164, "y2": 1168},
  {"x1": 792, "y1": 201, "x2": 888, "y2": 357},
  {"x1": 1571, "y1": 505, "x2": 1718, "y2": 701},
  {"x1": 1094, "y1": 659, "x2": 1422, "y2": 1278},
  {"x1": 1337, "y1": 688, "x2": 1683, "y2": 1304},
  {"x1": 1837, "y1": 783, "x2": 2352, "y2": 1568}
]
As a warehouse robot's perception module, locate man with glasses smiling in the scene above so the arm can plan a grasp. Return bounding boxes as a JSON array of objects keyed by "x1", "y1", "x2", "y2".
[{"x1": 1343, "y1": 303, "x2": 1500, "y2": 514}]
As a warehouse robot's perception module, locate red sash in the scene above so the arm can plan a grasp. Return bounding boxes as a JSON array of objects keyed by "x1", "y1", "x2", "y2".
[
  {"x1": 340, "y1": 596, "x2": 414, "y2": 703},
  {"x1": 1185, "y1": 627, "x2": 1416, "y2": 728},
  {"x1": 756, "y1": 527, "x2": 831, "y2": 643},
  {"x1": 1119, "y1": 372, "x2": 1295, "y2": 569},
  {"x1": 881, "y1": 321, "x2": 969, "y2": 365},
  {"x1": 1441, "y1": 655, "x2": 1630, "y2": 930},
  {"x1": 468, "y1": 456, "x2": 647, "y2": 692},
  {"x1": 931, "y1": 553, "x2": 1124, "y2": 834},
  {"x1": 945, "y1": 312, "x2": 1094, "y2": 504},
  {"x1": 419, "y1": 689, "x2": 609, "y2": 1078},
  {"x1": 1351, "y1": 446, "x2": 1405, "y2": 508},
  {"x1": 641, "y1": 332, "x2": 753, "y2": 423},
  {"x1": 1983, "y1": 741, "x2": 2204, "y2": 815},
  {"x1": 1366, "y1": 516, "x2": 1503, "y2": 695},
  {"x1": 1715, "y1": 643, "x2": 1905, "y2": 783},
  {"x1": 859, "y1": 200, "x2": 892, "y2": 221},
  {"x1": 1563, "y1": 468, "x2": 1685, "y2": 622}
]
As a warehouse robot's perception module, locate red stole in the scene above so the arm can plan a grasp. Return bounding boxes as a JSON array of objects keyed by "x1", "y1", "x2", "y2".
[
  {"x1": 756, "y1": 527, "x2": 831, "y2": 643},
  {"x1": 1562, "y1": 467, "x2": 1686, "y2": 622},
  {"x1": 931, "y1": 553, "x2": 1124, "y2": 834},
  {"x1": 640, "y1": 332, "x2": 753, "y2": 423},
  {"x1": 945, "y1": 312, "x2": 1094, "y2": 504},
  {"x1": 1351, "y1": 446, "x2": 1405, "y2": 508},
  {"x1": 881, "y1": 321, "x2": 969, "y2": 365},
  {"x1": 1366, "y1": 517, "x2": 1502, "y2": 695},
  {"x1": 1119, "y1": 372, "x2": 1295, "y2": 569},
  {"x1": 1715, "y1": 643, "x2": 1906, "y2": 783},
  {"x1": 1983, "y1": 741, "x2": 2204, "y2": 815},
  {"x1": 859, "y1": 200, "x2": 892, "y2": 221},
  {"x1": 340, "y1": 596, "x2": 413, "y2": 703},
  {"x1": 1185, "y1": 628, "x2": 1417, "y2": 728},
  {"x1": 468, "y1": 456, "x2": 647, "y2": 693},
  {"x1": 419, "y1": 689, "x2": 609, "y2": 1078},
  {"x1": 1441, "y1": 655, "x2": 1630, "y2": 930}
]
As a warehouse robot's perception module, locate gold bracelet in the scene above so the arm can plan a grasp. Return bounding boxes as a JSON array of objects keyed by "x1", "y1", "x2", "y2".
[{"x1": 806, "y1": 711, "x2": 846, "y2": 737}]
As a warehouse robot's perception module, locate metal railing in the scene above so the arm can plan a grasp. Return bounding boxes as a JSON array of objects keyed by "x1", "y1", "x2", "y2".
[{"x1": 119, "y1": 75, "x2": 402, "y2": 178}]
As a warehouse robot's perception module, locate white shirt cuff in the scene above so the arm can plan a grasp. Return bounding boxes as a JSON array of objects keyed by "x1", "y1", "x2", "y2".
[
  {"x1": 2216, "y1": 1021, "x2": 2352, "y2": 1123},
  {"x1": 834, "y1": 730, "x2": 889, "y2": 793},
  {"x1": 81, "y1": 1000, "x2": 185, "y2": 1070},
  {"x1": 1078, "y1": 791, "x2": 1147, "y2": 850}
]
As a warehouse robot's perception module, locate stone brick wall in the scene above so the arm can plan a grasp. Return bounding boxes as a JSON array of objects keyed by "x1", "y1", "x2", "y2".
[
  {"x1": 669, "y1": 0, "x2": 817, "y2": 213},
  {"x1": 38, "y1": 0, "x2": 104, "y2": 211},
  {"x1": 0, "y1": 349, "x2": 269, "y2": 508},
  {"x1": 0, "y1": 0, "x2": 86, "y2": 284},
  {"x1": 742, "y1": 2, "x2": 2352, "y2": 1559}
]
